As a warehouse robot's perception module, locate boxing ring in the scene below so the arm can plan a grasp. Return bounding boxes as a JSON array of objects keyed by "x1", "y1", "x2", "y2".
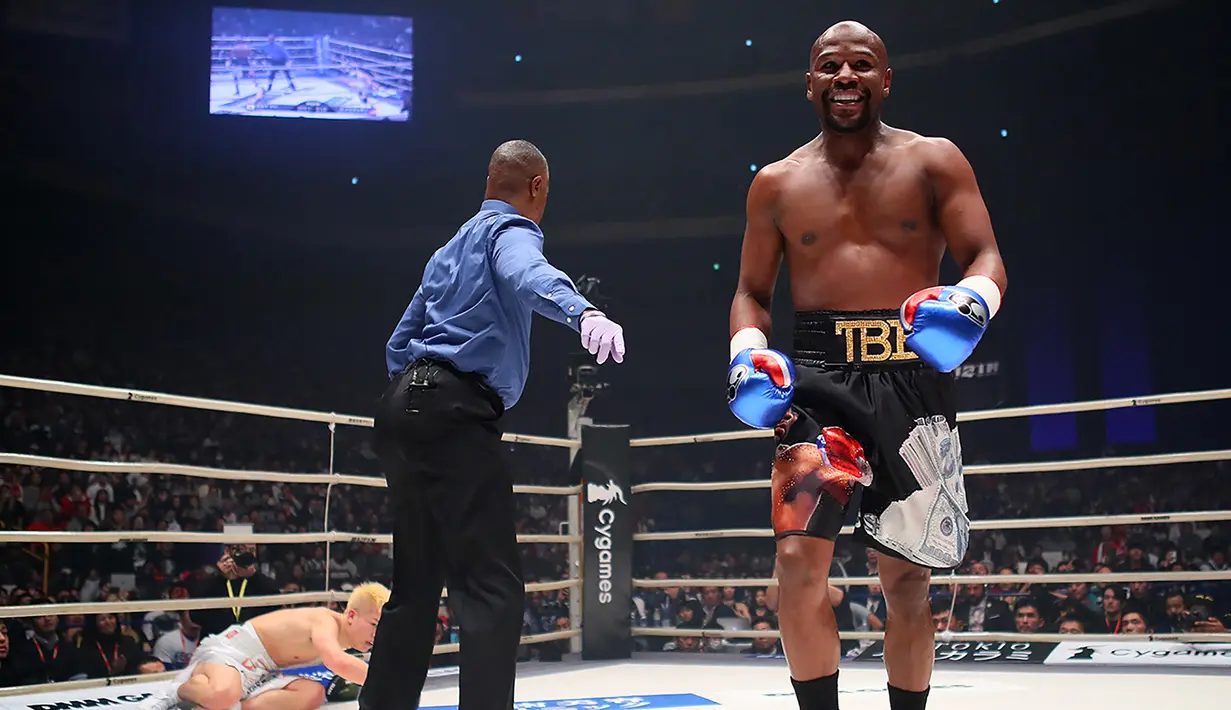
[
  {"x1": 1, "y1": 373, "x2": 1230, "y2": 709},
  {"x1": 209, "y1": 35, "x2": 412, "y2": 120}
]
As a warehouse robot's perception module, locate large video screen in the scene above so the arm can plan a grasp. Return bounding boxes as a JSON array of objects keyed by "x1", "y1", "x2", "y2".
[{"x1": 210, "y1": 8, "x2": 413, "y2": 121}]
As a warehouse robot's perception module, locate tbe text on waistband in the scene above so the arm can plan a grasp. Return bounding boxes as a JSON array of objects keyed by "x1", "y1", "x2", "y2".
[{"x1": 834, "y1": 319, "x2": 919, "y2": 363}]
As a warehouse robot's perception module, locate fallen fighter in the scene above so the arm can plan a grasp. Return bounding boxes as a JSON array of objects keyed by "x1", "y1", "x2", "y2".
[{"x1": 143, "y1": 582, "x2": 388, "y2": 710}]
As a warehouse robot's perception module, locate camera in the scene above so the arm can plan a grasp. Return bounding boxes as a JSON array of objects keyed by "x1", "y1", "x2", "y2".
[
  {"x1": 1173, "y1": 603, "x2": 1211, "y2": 632},
  {"x1": 232, "y1": 551, "x2": 257, "y2": 567}
]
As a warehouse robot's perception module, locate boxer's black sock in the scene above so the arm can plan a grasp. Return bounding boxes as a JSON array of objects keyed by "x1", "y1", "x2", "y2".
[
  {"x1": 790, "y1": 671, "x2": 839, "y2": 710},
  {"x1": 887, "y1": 684, "x2": 930, "y2": 710}
]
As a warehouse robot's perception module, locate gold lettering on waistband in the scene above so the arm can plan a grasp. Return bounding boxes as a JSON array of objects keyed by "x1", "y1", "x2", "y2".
[
  {"x1": 835, "y1": 321, "x2": 860, "y2": 363},
  {"x1": 891, "y1": 320, "x2": 918, "y2": 361},
  {"x1": 834, "y1": 320, "x2": 920, "y2": 363}
]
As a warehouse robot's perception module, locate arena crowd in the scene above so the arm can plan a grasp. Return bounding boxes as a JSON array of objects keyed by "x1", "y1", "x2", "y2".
[{"x1": 1, "y1": 346, "x2": 1228, "y2": 684}]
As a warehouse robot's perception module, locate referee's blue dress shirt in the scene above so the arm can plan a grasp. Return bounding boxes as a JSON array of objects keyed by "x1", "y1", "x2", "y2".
[{"x1": 385, "y1": 200, "x2": 595, "y2": 410}]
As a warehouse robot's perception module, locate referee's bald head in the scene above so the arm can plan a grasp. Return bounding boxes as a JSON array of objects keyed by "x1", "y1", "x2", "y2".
[{"x1": 485, "y1": 140, "x2": 550, "y2": 223}]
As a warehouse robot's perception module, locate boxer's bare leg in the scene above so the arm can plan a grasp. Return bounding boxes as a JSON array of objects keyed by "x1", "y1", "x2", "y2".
[
  {"x1": 242, "y1": 679, "x2": 326, "y2": 710},
  {"x1": 177, "y1": 663, "x2": 243, "y2": 710},
  {"x1": 879, "y1": 555, "x2": 935, "y2": 697},
  {"x1": 767, "y1": 558, "x2": 780, "y2": 612},
  {"x1": 776, "y1": 536, "x2": 840, "y2": 683}
]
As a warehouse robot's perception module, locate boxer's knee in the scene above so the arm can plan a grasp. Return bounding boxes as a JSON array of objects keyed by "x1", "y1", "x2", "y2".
[
  {"x1": 879, "y1": 559, "x2": 932, "y2": 621},
  {"x1": 288, "y1": 679, "x2": 327, "y2": 710},
  {"x1": 775, "y1": 536, "x2": 833, "y2": 588},
  {"x1": 199, "y1": 684, "x2": 243, "y2": 710}
]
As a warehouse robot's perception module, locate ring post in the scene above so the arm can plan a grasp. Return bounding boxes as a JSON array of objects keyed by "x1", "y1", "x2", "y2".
[{"x1": 579, "y1": 424, "x2": 632, "y2": 660}]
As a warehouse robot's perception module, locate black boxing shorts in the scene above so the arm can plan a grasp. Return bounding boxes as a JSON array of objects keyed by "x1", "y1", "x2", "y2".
[{"x1": 771, "y1": 309, "x2": 969, "y2": 570}]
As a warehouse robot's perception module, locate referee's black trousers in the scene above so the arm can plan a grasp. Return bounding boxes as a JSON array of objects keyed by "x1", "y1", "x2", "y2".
[{"x1": 361, "y1": 359, "x2": 524, "y2": 710}]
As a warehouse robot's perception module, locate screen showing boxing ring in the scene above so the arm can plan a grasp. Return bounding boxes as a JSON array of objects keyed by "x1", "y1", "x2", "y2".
[{"x1": 209, "y1": 7, "x2": 413, "y2": 121}]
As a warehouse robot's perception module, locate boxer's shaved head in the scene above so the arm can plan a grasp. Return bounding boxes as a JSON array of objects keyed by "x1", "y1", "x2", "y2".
[
  {"x1": 812, "y1": 21, "x2": 887, "y2": 65},
  {"x1": 807, "y1": 20, "x2": 891, "y2": 134},
  {"x1": 485, "y1": 140, "x2": 550, "y2": 223}
]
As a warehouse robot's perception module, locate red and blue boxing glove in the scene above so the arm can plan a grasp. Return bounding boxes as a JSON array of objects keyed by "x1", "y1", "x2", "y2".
[
  {"x1": 727, "y1": 327, "x2": 795, "y2": 429},
  {"x1": 900, "y1": 275, "x2": 1002, "y2": 373}
]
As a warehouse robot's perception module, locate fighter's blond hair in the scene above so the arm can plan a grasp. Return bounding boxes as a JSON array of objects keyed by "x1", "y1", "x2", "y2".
[{"x1": 346, "y1": 582, "x2": 390, "y2": 613}]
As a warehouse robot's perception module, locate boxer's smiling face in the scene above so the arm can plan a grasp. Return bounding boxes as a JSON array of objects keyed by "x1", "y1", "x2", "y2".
[{"x1": 807, "y1": 23, "x2": 891, "y2": 134}]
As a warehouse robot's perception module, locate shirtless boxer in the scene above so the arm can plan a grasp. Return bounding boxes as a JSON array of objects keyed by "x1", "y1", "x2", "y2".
[
  {"x1": 144, "y1": 582, "x2": 388, "y2": 710},
  {"x1": 727, "y1": 20, "x2": 1007, "y2": 710}
]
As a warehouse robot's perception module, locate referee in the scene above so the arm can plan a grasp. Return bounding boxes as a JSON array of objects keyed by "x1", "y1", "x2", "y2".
[{"x1": 361, "y1": 140, "x2": 626, "y2": 710}]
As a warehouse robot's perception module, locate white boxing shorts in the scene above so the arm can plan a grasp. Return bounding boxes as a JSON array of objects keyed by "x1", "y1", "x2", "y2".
[{"x1": 143, "y1": 623, "x2": 298, "y2": 710}]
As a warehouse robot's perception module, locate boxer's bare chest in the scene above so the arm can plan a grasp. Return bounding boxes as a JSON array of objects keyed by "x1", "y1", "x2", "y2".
[
  {"x1": 251, "y1": 613, "x2": 321, "y2": 666},
  {"x1": 775, "y1": 146, "x2": 947, "y2": 311}
]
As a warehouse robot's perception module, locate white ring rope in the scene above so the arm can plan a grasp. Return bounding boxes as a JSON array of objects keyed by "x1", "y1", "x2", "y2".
[
  {"x1": 626, "y1": 387, "x2": 1231, "y2": 447},
  {"x1": 629, "y1": 449, "x2": 1231, "y2": 493},
  {"x1": 0, "y1": 529, "x2": 579, "y2": 545},
  {"x1": 631, "y1": 628, "x2": 1231, "y2": 643},
  {"x1": 431, "y1": 629, "x2": 579, "y2": 656},
  {"x1": 0, "y1": 374, "x2": 367, "y2": 426},
  {"x1": 7, "y1": 376, "x2": 1228, "y2": 449},
  {"x1": 0, "y1": 375, "x2": 578, "y2": 449},
  {"x1": 633, "y1": 569, "x2": 1231, "y2": 588},
  {"x1": 5, "y1": 592, "x2": 335, "y2": 619},
  {"x1": 0, "y1": 452, "x2": 580, "y2": 496},
  {"x1": 632, "y1": 509, "x2": 1231, "y2": 541},
  {"x1": 0, "y1": 579, "x2": 582, "y2": 620},
  {"x1": 0, "y1": 672, "x2": 180, "y2": 698}
]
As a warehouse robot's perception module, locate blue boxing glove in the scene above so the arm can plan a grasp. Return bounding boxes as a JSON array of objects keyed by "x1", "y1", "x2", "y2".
[
  {"x1": 900, "y1": 276, "x2": 1002, "y2": 372},
  {"x1": 727, "y1": 330, "x2": 796, "y2": 428}
]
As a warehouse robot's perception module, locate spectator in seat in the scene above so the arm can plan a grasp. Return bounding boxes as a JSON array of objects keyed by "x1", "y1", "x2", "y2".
[
  {"x1": 664, "y1": 617, "x2": 705, "y2": 653},
  {"x1": 0, "y1": 485, "x2": 25, "y2": 529},
  {"x1": 0, "y1": 622, "x2": 17, "y2": 686},
  {"x1": 1201, "y1": 546, "x2": 1229, "y2": 572},
  {"x1": 187, "y1": 544, "x2": 278, "y2": 637},
  {"x1": 1119, "y1": 609, "x2": 1151, "y2": 635},
  {"x1": 1091, "y1": 525, "x2": 1126, "y2": 567},
  {"x1": 721, "y1": 586, "x2": 751, "y2": 620},
  {"x1": 750, "y1": 588, "x2": 773, "y2": 619},
  {"x1": 152, "y1": 611, "x2": 199, "y2": 670},
  {"x1": 12, "y1": 614, "x2": 76, "y2": 683},
  {"x1": 646, "y1": 573, "x2": 685, "y2": 624},
  {"x1": 932, "y1": 602, "x2": 966, "y2": 633},
  {"x1": 1057, "y1": 618, "x2": 1086, "y2": 634},
  {"x1": 698, "y1": 586, "x2": 736, "y2": 625},
  {"x1": 989, "y1": 567, "x2": 1018, "y2": 601},
  {"x1": 135, "y1": 656, "x2": 166, "y2": 674},
  {"x1": 1118, "y1": 540, "x2": 1153, "y2": 571},
  {"x1": 1186, "y1": 594, "x2": 1230, "y2": 634},
  {"x1": 328, "y1": 545, "x2": 359, "y2": 586},
  {"x1": 743, "y1": 616, "x2": 782, "y2": 655},
  {"x1": 1098, "y1": 587, "x2": 1127, "y2": 634},
  {"x1": 1127, "y1": 581, "x2": 1164, "y2": 629},
  {"x1": 955, "y1": 562, "x2": 1013, "y2": 632},
  {"x1": 1014, "y1": 602, "x2": 1044, "y2": 634},
  {"x1": 1056, "y1": 580, "x2": 1101, "y2": 629},
  {"x1": 536, "y1": 615, "x2": 571, "y2": 662},
  {"x1": 75, "y1": 613, "x2": 142, "y2": 679},
  {"x1": 1162, "y1": 590, "x2": 1189, "y2": 632}
]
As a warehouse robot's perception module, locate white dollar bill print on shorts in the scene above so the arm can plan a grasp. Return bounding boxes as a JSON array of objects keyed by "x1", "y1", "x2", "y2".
[{"x1": 862, "y1": 415, "x2": 969, "y2": 568}]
